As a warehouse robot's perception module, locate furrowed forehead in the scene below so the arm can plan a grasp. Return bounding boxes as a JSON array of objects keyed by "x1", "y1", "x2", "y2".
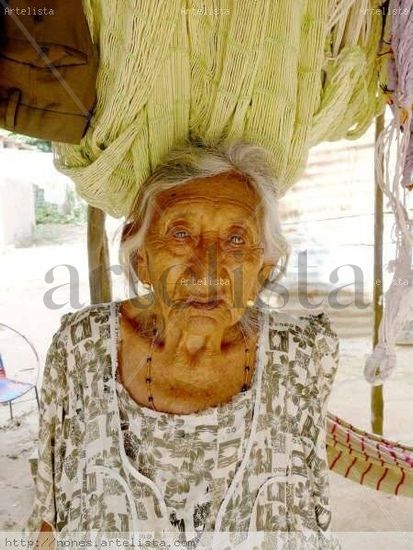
[{"x1": 153, "y1": 172, "x2": 261, "y2": 214}]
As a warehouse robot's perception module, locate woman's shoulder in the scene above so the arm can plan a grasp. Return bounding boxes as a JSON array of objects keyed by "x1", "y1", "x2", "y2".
[
  {"x1": 59, "y1": 301, "x2": 113, "y2": 324},
  {"x1": 267, "y1": 308, "x2": 337, "y2": 336},
  {"x1": 266, "y1": 308, "x2": 339, "y2": 354},
  {"x1": 53, "y1": 301, "x2": 115, "y2": 344},
  {"x1": 265, "y1": 308, "x2": 339, "y2": 413}
]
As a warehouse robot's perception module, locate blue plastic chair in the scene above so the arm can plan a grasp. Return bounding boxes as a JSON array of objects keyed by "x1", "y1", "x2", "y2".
[{"x1": 0, "y1": 323, "x2": 40, "y2": 420}]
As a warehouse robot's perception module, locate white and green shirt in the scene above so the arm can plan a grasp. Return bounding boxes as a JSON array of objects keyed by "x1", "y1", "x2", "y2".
[{"x1": 22, "y1": 301, "x2": 341, "y2": 549}]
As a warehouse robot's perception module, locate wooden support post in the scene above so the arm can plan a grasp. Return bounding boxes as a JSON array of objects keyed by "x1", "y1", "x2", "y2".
[
  {"x1": 371, "y1": 113, "x2": 385, "y2": 435},
  {"x1": 87, "y1": 205, "x2": 112, "y2": 305}
]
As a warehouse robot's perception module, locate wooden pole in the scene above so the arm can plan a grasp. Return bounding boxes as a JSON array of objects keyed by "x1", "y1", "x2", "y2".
[
  {"x1": 371, "y1": 112, "x2": 385, "y2": 435},
  {"x1": 87, "y1": 205, "x2": 112, "y2": 305}
]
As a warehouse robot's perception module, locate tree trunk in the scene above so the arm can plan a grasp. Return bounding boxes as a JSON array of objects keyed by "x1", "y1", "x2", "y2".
[
  {"x1": 87, "y1": 205, "x2": 112, "y2": 304},
  {"x1": 371, "y1": 113, "x2": 385, "y2": 435}
]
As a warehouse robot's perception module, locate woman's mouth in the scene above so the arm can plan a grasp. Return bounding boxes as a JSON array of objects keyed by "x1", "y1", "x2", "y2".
[{"x1": 185, "y1": 299, "x2": 225, "y2": 309}]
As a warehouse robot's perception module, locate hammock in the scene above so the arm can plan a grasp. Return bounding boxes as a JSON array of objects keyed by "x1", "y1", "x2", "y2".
[
  {"x1": 52, "y1": 0, "x2": 386, "y2": 217},
  {"x1": 327, "y1": 413, "x2": 413, "y2": 498}
]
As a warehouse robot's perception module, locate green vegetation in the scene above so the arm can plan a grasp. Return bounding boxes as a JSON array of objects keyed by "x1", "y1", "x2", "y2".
[
  {"x1": 35, "y1": 187, "x2": 87, "y2": 225},
  {"x1": 0, "y1": 130, "x2": 52, "y2": 151}
]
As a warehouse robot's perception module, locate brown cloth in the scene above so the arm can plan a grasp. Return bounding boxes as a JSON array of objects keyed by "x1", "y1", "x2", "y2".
[{"x1": 0, "y1": 0, "x2": 97, "y2": 144}]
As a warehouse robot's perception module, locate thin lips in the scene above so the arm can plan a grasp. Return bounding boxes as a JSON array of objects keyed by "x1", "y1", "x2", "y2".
[
  {"x1": 188, "y1": 300, "x2": 224, "y2": 309},
  {"x1": 181, "y1": 297, "x2": 225, "y2": 306}
]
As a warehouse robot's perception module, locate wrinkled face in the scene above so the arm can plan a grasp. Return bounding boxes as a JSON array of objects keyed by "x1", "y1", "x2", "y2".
[{"x1": 136, "y1": 172, "x2": 275, "y2": 331}]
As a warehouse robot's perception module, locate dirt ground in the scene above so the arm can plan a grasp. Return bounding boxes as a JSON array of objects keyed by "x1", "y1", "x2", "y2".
[{"x1": 1, "y1": 222, "x2": 412, "y2": 549}]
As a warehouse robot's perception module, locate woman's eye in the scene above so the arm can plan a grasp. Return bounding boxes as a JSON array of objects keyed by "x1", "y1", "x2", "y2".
[
  {"x1": 229, "y1": 234, "x2": 245, "y2": 245},
  {"x1": 173, "y1": 229, "x2": 190, "y2": 239}
]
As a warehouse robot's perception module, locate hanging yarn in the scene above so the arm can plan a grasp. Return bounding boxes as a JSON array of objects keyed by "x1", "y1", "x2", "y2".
[
  {"x1": 52, "y1": 0, "x2": 386, "y2": 218},
  {"x1": 364, "y1": 1, "x2": 413, "y2": 385},
  {"x1": 386, "y1": 0, "x2": 413, "y2": 190},
  {"x1": 364, "y1": 226, "x2": 413, "y2": 385}
]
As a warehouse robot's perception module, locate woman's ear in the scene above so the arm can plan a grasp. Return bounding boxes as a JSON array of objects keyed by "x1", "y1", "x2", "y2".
[
  {"x1": 258, "y1": 258, "x2": 277, "y2": 288},
  {"x1": 134, "y1": 245, "x2": 150, "y2": 285}
]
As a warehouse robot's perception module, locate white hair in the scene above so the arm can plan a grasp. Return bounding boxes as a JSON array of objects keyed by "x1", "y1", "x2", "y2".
[{"x1": 119, "y1": 137, "x2": 291, "y2": 302}]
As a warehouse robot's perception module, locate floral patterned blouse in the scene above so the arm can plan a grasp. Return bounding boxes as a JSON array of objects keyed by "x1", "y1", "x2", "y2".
[
  {"x1": 115, "y1": 351, "x2": 257, "y2": 545},
  {"x1": 22, "y1": 301, "x2": 341, "y2": 549}
]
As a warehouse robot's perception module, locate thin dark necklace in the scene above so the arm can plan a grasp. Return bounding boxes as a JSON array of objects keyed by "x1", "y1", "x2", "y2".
[{"x1": 145, "y1": 320, "x2": 252, "y2": 411}]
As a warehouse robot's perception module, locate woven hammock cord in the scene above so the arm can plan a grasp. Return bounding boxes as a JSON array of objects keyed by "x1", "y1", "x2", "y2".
[{"x1": 327, "y1": 413, "x2": 413, "y2": 497}]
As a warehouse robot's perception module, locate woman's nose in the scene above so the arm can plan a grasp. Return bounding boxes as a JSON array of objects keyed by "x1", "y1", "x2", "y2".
[{"x1": 191, "y1": 237, "x2": 220, "y2": 277}]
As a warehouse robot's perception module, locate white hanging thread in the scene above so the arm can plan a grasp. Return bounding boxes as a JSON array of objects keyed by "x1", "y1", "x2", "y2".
[{"x1": 364, "y1": 107, "x2": 413, "y2": 385}]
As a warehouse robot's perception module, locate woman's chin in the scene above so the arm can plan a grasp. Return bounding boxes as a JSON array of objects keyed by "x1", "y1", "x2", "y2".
[
  {"x1": 184, "y1": 309, "x2": 223, "y2": 324},
  {"x1": 177, "y1": 306, "x2": 229, "y2": 329}
]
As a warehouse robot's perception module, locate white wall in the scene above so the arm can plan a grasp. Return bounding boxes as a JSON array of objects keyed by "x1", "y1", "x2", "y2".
[
  {"x1": 0, "y1": 178, "x2": 34, "y2": 247},
  {"x1": 0, "y1": 149, "x2": 75, "y2": 249}
]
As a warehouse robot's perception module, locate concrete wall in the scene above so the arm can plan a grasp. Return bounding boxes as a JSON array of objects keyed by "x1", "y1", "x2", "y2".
[
  {"x1": 0, "y1": 178, "x2": 34, "y2": 248},
  {"x1": 0, "y1": 149, "x2": 75, "y2": 249}
]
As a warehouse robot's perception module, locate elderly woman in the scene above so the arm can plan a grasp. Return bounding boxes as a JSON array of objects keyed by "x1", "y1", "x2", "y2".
[{"x1": 24, "y1": 139, "x2": 340, "y2": 548}]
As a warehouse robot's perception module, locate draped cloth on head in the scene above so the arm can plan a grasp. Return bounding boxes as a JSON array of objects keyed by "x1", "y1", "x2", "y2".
[{"x1": 52, "y1": 0, "x2": 386, "y2": 218}]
